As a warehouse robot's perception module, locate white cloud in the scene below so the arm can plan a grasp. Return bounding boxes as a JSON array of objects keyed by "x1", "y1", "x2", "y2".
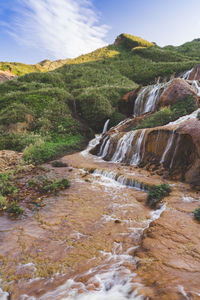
[{"x1": 10, "y1": 0, "x2": 109, "y2": 59}]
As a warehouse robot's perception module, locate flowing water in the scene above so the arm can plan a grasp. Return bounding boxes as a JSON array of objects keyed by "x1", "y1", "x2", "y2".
[
  {"x1": 181, "y1": 68, "x2": 193, "y2": 80},
  {"x1": 102, "y1": 119, "x2": 110, "y2": 135},
  {"x1": 133, "y1": 83, "x2": 165, "y2": 116}
]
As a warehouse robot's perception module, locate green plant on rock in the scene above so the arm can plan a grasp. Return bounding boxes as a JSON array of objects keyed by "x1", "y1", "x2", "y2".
[
  {"x1": 0, "y1": 173, "x2": 18, "y2": 196},
  {"x1": 43, "y1": 178, "x2": 70, "y2": 193},
  {"x1": 193, "y1": 207, "x2": 200, "y2": 221},
  {"x1": 6, "y1": 202, "x2": 24, "y2": 217},
  {"x1": 0, "y1": 195, "x2": 8, "y2": 210},
  {"x1": 146, "y1": 183, "x2": 171, "y2": 208},
  {"x1": 51, "y1": 161, "x2": 68, "y2": 167}
]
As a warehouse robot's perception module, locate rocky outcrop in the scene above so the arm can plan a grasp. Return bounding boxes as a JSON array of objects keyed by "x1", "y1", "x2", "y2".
[
  {"x1": 0, "y1": 70, "x2": 15, "y2": 83},
  {"x1": 92, "y1": 110, "x2": 200, "y2": 187},
  {"x1": 158, "y1": 78, "x2": 199, "y2": 108},
  {"x1": 188, "y1": 64, "x2": 200, "y2": 80},
  {"x1": 119, "y1": 77, "x2": 199, "y2": 117}
]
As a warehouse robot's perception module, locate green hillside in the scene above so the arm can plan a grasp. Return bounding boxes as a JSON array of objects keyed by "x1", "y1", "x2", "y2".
[{"x1": 0, "y1": 33, "x2": 199, "y2": 164}]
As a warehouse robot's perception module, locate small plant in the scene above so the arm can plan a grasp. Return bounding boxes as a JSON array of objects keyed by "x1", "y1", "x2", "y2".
[
  {"x1": 51, "y1": 161, "x2": 68, "y2": 167},
  {"x1": 0, "y1": 195, "x2": 8, "y2": 210},
  {"x1": 146, "y1": 183, "x2": 171, "y2": 208},
  {"x1": 43, "y1": 178, "x2": 70, "y2": 193},
  {"x1": 0, "y1": 173, "x2": 18, "y2": 196},
  {"x1": 6, "y1": 202, "x2": 24, "y2": 217},
  {"x1": 193, "y1": 207, "x2": 200, "y2": 221}
]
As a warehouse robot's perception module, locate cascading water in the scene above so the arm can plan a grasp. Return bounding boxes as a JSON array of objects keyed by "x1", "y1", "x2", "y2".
[
  {"x1": 111, "y1": 131, "x2": 137, "y2": 163},
  {"x1": 192, "y1": 80, "x2": 200, "y2": 96},
  {"x1": 130, "y1": 130, "x2": 146, "y2": 166},
  {"x1": 102, "y1": 119, "x2": 110, "y2": 135},
  {"x1": 181, "y1": 68, "x2": 193, "y2": 80},
  {"x1": 160, "y1": 131, "x2": 175, "y2": 164},
  {"x1": 133, "y1": 83, "x2": 164, "y2": 116}
]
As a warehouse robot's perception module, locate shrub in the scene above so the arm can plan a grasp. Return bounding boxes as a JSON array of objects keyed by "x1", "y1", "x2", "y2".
[
  {"x1": 28, "y1": 176, "x2": 70, "y2": 194},
  {"x1": 146, "y1": 183, "x2": 171, "y2": 208},
  {"x1": 6, "y1": 202, "x2": 24, "y2": 216},
  {"x1": 135, "y1": 95, "x2": 197, "y2": 130},
  {"x1": 0, "y1": 173, "x2": 18, "y2": 196},
  {"x1": 43, "y1": 178, "x2": 70, "y2": 193},
  {"x1": 23, "y1": 135, "x2": 83, "y2": 165},
  {"x1": 0, "y1": 133, "x2": 41, "y2": 152},
  {"x1": 51, "y1": 161, "x2": 68, "y2": 167},
  {"x1": 0, "y1": 195, "x2": 8, "y2": 210},
  {"x1": 193, "y1": 207, "x2": 200, "y2": 221}
]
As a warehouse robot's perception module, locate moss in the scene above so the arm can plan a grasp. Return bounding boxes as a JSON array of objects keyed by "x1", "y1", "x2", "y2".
[
  {"x1": 146, "y1": 184, "x2": 171, "y2": 208},
  {"x1": 193, "y1": 207, "x2": 200, "y2": 221},
  {"x1": 6, "y1": 202, "x2": 24, "y2": 216}
]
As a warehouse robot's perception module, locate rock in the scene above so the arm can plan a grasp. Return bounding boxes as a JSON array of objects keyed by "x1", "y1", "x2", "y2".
[
  {"x1": 188, "y1": 64, "x2": 200, "y2": 80},
  {"x1": 158, "y1": 78, "x2": 199, "y2": 109},
  {"x1": 0, "y1": 70, "x2": 15, "y2": 83}
]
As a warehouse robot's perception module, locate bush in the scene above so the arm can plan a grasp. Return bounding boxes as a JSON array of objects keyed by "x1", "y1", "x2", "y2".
[
  {"x1": 147, "y1": 183, "x2": 171, "y2": 208},
  {"x1": 193, "y1": 207, "x2": 200, "y2": 221},
  {"x1": 28, "y1": 176, "x2": 70, "y2": 194},
  {"x1": 6, "y1": 202, "x2": 24, "y2": 216},
  {"x1": 0, "y1": 133, "x2": 41, "y2": 152},
  {"x1": 135, "y1": 95, "x2": 197, "y2": 130},
  {"x1": 23, "y1": 135, "x2": 83, "y2": 165},
  {"x1": 0, "y1": 173, "x2": 18, "y2": 196},
  {"x1": 51, "y1": 161, "x2": 68, "y2": 167},
  {"x1": 0, "y1": 195, "x2": 8, "y2": 210}
]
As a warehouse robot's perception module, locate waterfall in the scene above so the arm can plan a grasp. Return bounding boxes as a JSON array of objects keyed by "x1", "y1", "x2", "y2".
[
  {"x1": 131, "y1": 129, "x2": 146, "y2": 165},
  {"x1": 111, "y1": 131, "x2": 137, "y2": 163},
  {"x1": 102, "y1": 119, "x2": 110, "y2": 135},
  {"x1": 133, "y1": 83, "x2": 164, "y2": 116},
  {"x1": 133, "y1": 86, "x2": 149, "y2": 116},
  {"x1": 160, "y1": 131, "x2": 175, "y2": 164},
  {"x1": 192, "y1": 80, "x2": 200, "y2": 96},
  {"x1": 181, "y1": 68, "x2": 193, "y2": 80},
  {"x1": 170, "y1": 135, "x2": 181, "y2": 169},
  {"x1": 143, "y1": 83, "x2": 163, "y2": 114}
]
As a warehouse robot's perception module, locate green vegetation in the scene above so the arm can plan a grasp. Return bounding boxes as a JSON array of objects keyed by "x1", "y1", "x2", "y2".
[
  {"x1": 135, "y1": 95, "x2": 197, "y2": 130},
  {"x1": 193, "y1": 207, "x2": 200, "y2": 221},
  {"x1": 6, "y1": 202, "x2": 24, "y2": 216},
  {"x1": 0, "y1": 195, "x2": 8, "y2": 210},
  {"x1": 23, "y1": 135, "x2": 83, "y2": 164},
  {"x1": 146, "y1": 183, "x2": 171, "y2": 208},
  {"x1": 164, "y1": 39, "x2": 200, "y2": 60},
  {"x1": 116, "y1": 33, "x2": 154, "y2": 50},
  {"x1": 0, "y1": 33, "x2": 200, "y2": 162},
  {"x1": 28, "y1": 175, "x2": 70, "y2": 194},
  {"x1": 51, "y1": 161, "x2": 68, "y2": 167},
  {"x1": 0, "y1": 173, "x2": 18, "y2": 197}
]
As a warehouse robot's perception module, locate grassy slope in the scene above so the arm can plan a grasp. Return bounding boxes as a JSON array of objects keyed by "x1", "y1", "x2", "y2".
[{"x1": 0, "y1": 33, "x2": 199, "y2": 163}]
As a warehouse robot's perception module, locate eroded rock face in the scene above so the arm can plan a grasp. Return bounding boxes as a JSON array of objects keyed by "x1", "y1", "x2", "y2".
[
  {"x1": 119, "y1": 77, "x2": 199, "y2": 118},
  {"x1": 188, "y1": 64, "x2": 200, "y2": 80},
  {"x1": 158, "y1": 78, "x2": 199, "y2": 108},
  {"x1": 93, "y1": 116, "x2": 200, "y2": 187},
  {"x1": 0, "y1": 71, "x2": 15, "y2": 83}
]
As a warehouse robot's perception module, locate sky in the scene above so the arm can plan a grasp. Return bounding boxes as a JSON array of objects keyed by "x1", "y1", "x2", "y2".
[{"x1": 0, "y1": 0, "x2": 200, "y2": 64}]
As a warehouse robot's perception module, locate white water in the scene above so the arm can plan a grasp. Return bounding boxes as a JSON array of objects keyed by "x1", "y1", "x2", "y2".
[
  {"x1": 21, "y1": 201, "x2": 165, "y2": 300},
  {"x1": 160, "y1": 131, "x2": 175, "y2": 164},
  {"x1": 130, "y1": 130, "x2": 146, "y2": 165},
  {"x1": 192, "y1": 80, "x2": 200, "y2": 96},
  {"x1": 169, "y1": 134, "x2": 181, "y2": 169},
  {"x1": 93, "y1": 169, "x2": 148, "y2": 191},
  {"x1": 165, "y1": 108, "x2": 200, "y2": 127},
  {"x1": 111, "y1": 131, "x2": 137, "y2": 163},
  {"x1": 102, "y1": 119, "x2": 110, "y2": 135},
  {"x1": 181, "y1": 68, "x2": 193, "y2": 80},
  {"x1": 133, "y1": 83, "x2": 164, "y2": 116}
]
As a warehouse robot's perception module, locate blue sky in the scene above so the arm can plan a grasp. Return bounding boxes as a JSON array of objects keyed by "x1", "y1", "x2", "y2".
[{"x1": 0, "y1": 0, "x2": 200, "y2": 64}]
